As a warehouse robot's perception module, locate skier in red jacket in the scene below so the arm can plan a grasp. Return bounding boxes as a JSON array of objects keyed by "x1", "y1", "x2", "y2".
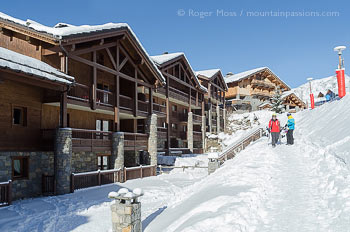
[{"x1": 268, "y1": 113, "x2": 280, "y2": 147}]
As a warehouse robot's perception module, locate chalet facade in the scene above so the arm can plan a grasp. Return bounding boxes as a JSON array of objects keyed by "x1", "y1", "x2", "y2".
[
  {"x1": 150, "y1": 53, "x2": 206, "y2": 154},
  {"x1": 196, "y1": 69, "x2": 228, "y2": 134},
  {"x1": 0, "y1": 12, "x2": 166, "y2": 199},
  {"x1": 281, "y1": 91, "x2": 307, "y2": 112},
  {"x1": 225, "y1": 67, "x2": 291, "y2": 112}
]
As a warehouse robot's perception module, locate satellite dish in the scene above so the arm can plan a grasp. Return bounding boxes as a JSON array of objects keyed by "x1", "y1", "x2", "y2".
[{"x1": 334, "y1": 46, "x2": 346, "y2": 54}]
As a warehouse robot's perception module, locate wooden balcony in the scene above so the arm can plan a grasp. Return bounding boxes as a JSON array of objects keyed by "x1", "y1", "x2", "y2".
[
  {"x1": 169, "y1": 87, "x2": 189, "y2": 103},
  {"x1": 119, "y1": 94, "x2": 133, "y2": 111},
  {"x1": 251, "y1": 79, "x2": 275, "y2": 89},
  {"x1": 96, "y1": 89, "x2": 114, "y2": 107},
  {"x1": 71, "y1": 129, "x2": 113, "y2": 152},
  {"x1": 124, "y1": 132, "x2": 148, "y2": 151},
  {"x1": 193, "y1": 131, "x2": 202, "y2": 141},
  {"x1": 68, "y1": 83, "x2": 90, "y2": 103},
  {"x1": 157, "y1": 127, "x2": 167, "y2": 139},
  {"x1": 153, "y1": 103, "x2": 166, "y2": 117},
  {"x1": 193, "y1": 114, "x2": 202, "y2": 124}
]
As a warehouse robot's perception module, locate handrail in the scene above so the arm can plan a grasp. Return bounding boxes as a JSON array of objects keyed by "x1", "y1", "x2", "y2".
[{"x1": 218, "y1": 127, "x2": 263, "y2": 161}]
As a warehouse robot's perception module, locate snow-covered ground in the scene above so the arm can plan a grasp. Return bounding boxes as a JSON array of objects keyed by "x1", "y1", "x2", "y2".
[{"x1": 1, "y1": 97, "x2": 350, "y2": 231}]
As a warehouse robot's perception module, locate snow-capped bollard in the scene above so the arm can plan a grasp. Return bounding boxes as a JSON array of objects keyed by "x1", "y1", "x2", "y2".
[
  {"x1": 208, "y1": 153, "x2": 220, "y2": 175},
  {"x1": 108, "y1": 188, "x2": 144, "y2": 232}
]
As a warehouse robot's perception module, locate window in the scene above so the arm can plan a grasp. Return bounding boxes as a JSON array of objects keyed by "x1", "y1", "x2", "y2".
[
  {"x1": 12, "y1": 156, "x2": 29, "y2": 179},
  {"x1": 13, "y1": 107, "x2": 27, "y2": 126},
  {"x1": 97, "y1": 155, "x2": 109, "y2": 170},
  {"x1": 171, "y1": 123, "x2": 177, "y2": 130},
  {"x1": 172, "y1": 105, "x2": 177, "y2": 112},
  {"x1": 183, "y1": 125, "x2": 187, "y2": 132}
]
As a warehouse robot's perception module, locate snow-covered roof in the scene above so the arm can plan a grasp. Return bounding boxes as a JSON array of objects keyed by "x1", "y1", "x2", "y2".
[
  {"x1": 151, "y1": 52, "x2": 208, "y2": 92},
  {"x1": 196, "y1": 69, "x2": 221, "y2": 79},
  {"x1": 151, "y1": 53, "x2": 184, "y2": 66},
  {"x1": 0, "y1": 12, "x2": 165, "y2": 84},
  {"x1": 258, "y1": 102, "x2": 272, "y2": 108},
  {"x1": 281, "y1": 90, "x2": 306, "y2": 106},
  {"x1": 196, "y1": 68, "x2": 228, "y2": 91},
  {"x1": 0, "y1": 47, "x2": 74, "y2": 85},
  {"x1": 225, "y1": 67, "x2": 291, "y2": 90},
  {"x1": 225, "y1": 67, "x2": 266, "y2": 83}
]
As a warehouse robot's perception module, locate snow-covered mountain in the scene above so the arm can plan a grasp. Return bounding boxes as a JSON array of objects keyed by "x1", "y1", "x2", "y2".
[{"x1": 292, "y1": 74, "x2": 350, "y2": 104}]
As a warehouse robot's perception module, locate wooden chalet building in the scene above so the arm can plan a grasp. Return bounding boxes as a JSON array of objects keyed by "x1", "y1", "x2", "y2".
[
  {"x1": 150, "y1": 52, "x2": 207, "y2": 154},
  {"x1": 0, "y1": 12, "x2": 165, "y2": 199},
  {"x1": 196, "y1": 69, "x2": 228, "y2": 134},
  {"x1": 281, "y1": 91, "x2": 307, "y2": 112},
  {"x1": 224, "y1": 67, "x2": 291, "y2": 112}
]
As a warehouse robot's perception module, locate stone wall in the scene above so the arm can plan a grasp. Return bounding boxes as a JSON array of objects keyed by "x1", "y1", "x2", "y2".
[
  {"x1": 0, "y1": 151, "x2": 54, "y2": 200},
  {"x1": 71, "y1": 151, "x2": 107, "y2": 173}
]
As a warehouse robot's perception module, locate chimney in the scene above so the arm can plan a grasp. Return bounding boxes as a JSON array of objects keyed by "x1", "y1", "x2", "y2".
[
  {"x1": 226, "y1": 72, "x2": 234, "y2": 76},
  {"x1": 163, "y1": 52, "x2": 169, "y2": 54}
]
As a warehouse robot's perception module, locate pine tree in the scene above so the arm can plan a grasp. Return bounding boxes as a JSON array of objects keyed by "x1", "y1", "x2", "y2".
[{"x1": 271, "y1": 90, "x2": 284, "y2": 114}]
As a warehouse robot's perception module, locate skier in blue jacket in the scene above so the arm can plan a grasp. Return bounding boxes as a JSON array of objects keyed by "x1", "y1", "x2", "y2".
[{"x1": 285, "y1": 113, "x2": 295, "y2": 145}]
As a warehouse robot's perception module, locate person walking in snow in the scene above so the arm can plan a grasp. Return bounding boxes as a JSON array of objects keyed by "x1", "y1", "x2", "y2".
[
  {"x1": 285, "y1": 113, "x2": 295, "y2": 145},
  {"x1": 268, "y1": 113, "x2": 280, "y2": 148}
]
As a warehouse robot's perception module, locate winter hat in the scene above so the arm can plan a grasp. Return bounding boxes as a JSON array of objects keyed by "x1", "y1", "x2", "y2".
[
  {"x1": 287, "y1": 113, "x2": 291, "y2": 116},
  {"x1": 272, "y1": 113, "x2": 277, "y2": 117}
]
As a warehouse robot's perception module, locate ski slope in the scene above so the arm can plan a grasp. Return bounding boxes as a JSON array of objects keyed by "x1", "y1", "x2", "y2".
[{"x1": 1, "y1": 97, "x2": 350, "y2": 231}]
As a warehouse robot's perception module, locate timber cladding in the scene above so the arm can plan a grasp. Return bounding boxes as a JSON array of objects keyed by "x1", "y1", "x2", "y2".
[{"x1": 0, "y1": 79, "x2": 44, "y2": 151}]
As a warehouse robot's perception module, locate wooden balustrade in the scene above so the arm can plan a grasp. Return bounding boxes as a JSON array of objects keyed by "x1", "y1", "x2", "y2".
[
  {"x1": 0, "y1": 180, "x2": 12, "y2": 207},
  {"x1": 193, "y1": 131, "x2": 202, "y2": 141},
  {"x1": 71, "y1": 128, "x2": 112, "y2": 152},
  {"x1": 68, "y1": 83, "x2": 90, "y2": 102},
  {"x1": 169, "y1": 87, "x2": 189, "y2": 103},
  {"x1": 96, "y1": 89, "x2": 114, "y2": 106},
  {"x1": 193, "y1": 114, "x2": 202, "y2": 123},
  {"x1": 153, "y1": 103, "x2": 166, "y2": 114},
  {"x1": 138, "y1": 100, "x2": 149, "y2": 114},
  {"x1": 70, "y1": 165, "x2": 156, "y2": 192},
  {"x1": 119, "y1": 94, "x2": 133, "y2": 111},
  {"x1": 157, "y1": 127, "x2": 167, "y2": 138},
  {"x1": 42, "y1": 174, "x2": 55, "y2": 195},
  {"x1": 124, "y1": 132, "x2": 148, "y2": 151}
]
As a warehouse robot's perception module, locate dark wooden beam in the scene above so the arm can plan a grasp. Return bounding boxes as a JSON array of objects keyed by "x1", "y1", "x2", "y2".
[
  {"x1": 105, "y1": 47, "x2": 117, "y2": 70},
  {"x1": 70, "y1": 42, "x2": 117, "y2": 56},
  {"x1": 166, "y1": 75, "x2": 170, "y2": 154},
  {"x1": 149, "y1": 87, "x2": 153, "y2": 115},
  {"x1": 60, "y1": 55, "x2": 68, "y2": 128},
  {"x1": 134, "y1": 70, "x2": 138, "y2": 117},
  {"x1": 118, "y1": 57, "x2": 128, "y2": 71},
  {"x1": 92, "y1": 51, "x2": 97, "y2": 110},
  {"x1": 116, "y1": 74, "x2": 120, "y2": 131}
]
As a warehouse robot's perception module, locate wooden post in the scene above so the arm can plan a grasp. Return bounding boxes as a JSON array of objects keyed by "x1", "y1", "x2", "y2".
[
  {"x1": 134, "y1": 70, "x2": 138, "y2": 117},
  {"x1": 140, "y1": 165, "x2": 143, "y2": 178},
  {"x1": 60, "y1": 55, "x2": 68, "y2": 128},
  {"x1": 92, "y1": 51, "x2": 97, "y2": 110},
  {"x1": 166, "y1": 76, "x2": 170, "y2": 154},
  {"x1": 8, "y1": 180, "x2": 12, "y2": 206},
  {"x1": 123, "y1": 168, "x2": 127, "y2": 182},
  {"x1": 116, "y1": 75, "x2": 120, "y2": 131},
  {"x1": 70, "y1": 174, "x2": 74, "y2": 193},
  {"x1": 149, "y1": 87, "x2": 153, "y2": 115},
  {"x1": 98, "y1": 170, "x2": 101, "y2": 186}
]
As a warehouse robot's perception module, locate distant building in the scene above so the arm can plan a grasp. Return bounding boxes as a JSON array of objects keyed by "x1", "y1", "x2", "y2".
[{"x1": 224, "y1": 67, "x2": 291, "y2": 112}]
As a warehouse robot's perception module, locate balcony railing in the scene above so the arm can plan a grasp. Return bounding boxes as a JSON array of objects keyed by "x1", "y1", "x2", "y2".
[
  {"x1": 169, "y1": 87, "x2": 189, "y2": 103},
  {"x1": 96, "y1": 89, "x2": 114, "y2": 107},
  {"x1": 68, "y1": 83, "x2": 90, "y2": 102},
  {"x1": 124, "y1": 132, "x2": 148, "y2": 151},
  {"x1": 180, "y1": 131, "x2": 187, "y2": 140},
  {"x1": 138, "y1": 100, "x2": 149, "y2": 114},
  {"x1": 193, "y1": 114, "x2": 202, "y2": 123},
  {"x1": 251, "y1": 79, "x2": 275, "y2": 89},
  {"x1": 157, "y1": 127, "x2": 167, "y2": 139},
  {"x1": 119, "y1": 94, "x2": 133, "y2": 111},
  {"x1": 71, "y1": 129, "x2": 112, "y2": 152},
  {"x1": 193, "y1": 131, "x2": 202, "y2": 141},
  {"x1": 153, "y1": 103, "x2": 166, "y2": 115}
]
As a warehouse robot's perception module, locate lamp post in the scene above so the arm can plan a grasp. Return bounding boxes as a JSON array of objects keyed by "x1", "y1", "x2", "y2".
[
  {"x1": 307, "y1": 77, "x2": 314, "y2": 109},
  {"x1": 334, "y1": 46, "x2": 346, "y2": 98}
]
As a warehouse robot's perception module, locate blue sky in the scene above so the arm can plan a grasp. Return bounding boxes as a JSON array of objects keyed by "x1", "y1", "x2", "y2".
[{"x1": 1, "y1": 0, "x2": 349, "y2": 88}]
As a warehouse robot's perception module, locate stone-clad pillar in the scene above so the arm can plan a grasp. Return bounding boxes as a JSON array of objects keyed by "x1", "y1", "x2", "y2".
[
  {"x1": 208, "y1": 109, "x2": 212, "y2": 134},
  {"x1": 55, "y1": 128, "x2": 72, "y2": 195},
  {"x1": 187, "y1": 112, "x2": 193, "y2": 152},
  {"x1": 202, "y1": 115, "x2": 206, "y2": 152},
  {"x1": 112, "y1": 132, "x2": 124, "y2": 169},
  {"x1": 112, "y1": 132, "x2": 124, "y2": 182},
  {"x1": 223, "y1": 109, "x2": 227, "y2": 133},
  {"x1": 216, "y1": 105, "x2": 220, "y2": 134},
  {"x1": 147, "y1": 114, "x2": 158, "y2": 166}
]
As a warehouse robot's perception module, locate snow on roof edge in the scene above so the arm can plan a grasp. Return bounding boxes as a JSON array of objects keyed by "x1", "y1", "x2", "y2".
[{"x1": 0, "y1": 47, "x2": 74, "y2": 85}]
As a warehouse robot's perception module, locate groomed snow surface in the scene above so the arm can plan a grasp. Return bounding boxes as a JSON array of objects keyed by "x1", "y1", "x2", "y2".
[{"x1": 1, "y1": 97, "x2": 350, "y2": 231}]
